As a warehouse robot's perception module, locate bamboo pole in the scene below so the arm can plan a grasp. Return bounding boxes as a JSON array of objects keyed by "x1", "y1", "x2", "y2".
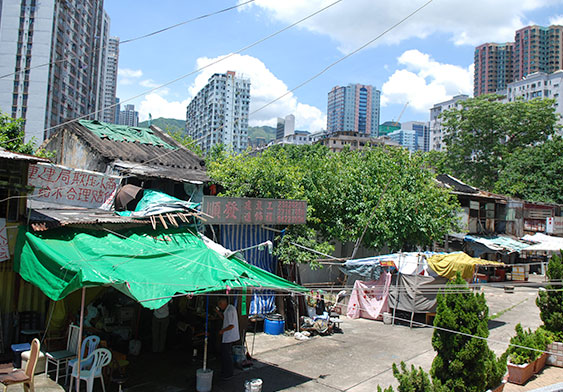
[{"x1": 76, "y1": 287, "x2": 86, "y2": 392}]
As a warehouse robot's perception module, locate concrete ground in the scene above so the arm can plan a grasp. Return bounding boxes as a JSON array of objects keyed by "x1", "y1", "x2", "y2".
[{"x1": 25, "y1": 275, "x2": 563, "y2": 391}]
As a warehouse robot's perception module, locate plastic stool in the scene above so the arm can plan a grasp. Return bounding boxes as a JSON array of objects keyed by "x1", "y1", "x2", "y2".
[
  {"x1": 10, "y1": 343, "x2": 31, "y2": 368},
  {"x1": 22, "y1": 349, "x2": 46, "y2": 374}
]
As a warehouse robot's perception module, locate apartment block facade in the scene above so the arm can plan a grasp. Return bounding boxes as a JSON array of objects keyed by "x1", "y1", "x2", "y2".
[
  {"x1": 474, "y1": 25, "x2": 563, "y2": 97},
  {"x1": 327, "y1": 84, "x2": 380, "y2": 135},
  {"x1": 102, "y1": 36, "x2": 119, "y2": 123},
  {"x1": 429, "y1": 94, "x2": 469, "y2": 151},
  {"x1": 186, "y1": 71, "x2": 250, "y2": 154},
  {"x1": 118, "y1": 103, "x2": 138, "y2": 127},
  {"x1": 505, "y1": 70, "x2": 563, "y2": 123},
  {"x1": 0, "y1": 0, "x2": 109, "y2": 142}
]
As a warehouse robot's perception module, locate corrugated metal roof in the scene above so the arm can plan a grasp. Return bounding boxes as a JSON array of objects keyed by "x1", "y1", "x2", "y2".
[
  {"x1": 58, "y1": 122, "x2": 209, "y2": 182},
  {"x1": 0, "y1": 148, "x2": 50, "y2": 163},
  {"x1": 29, "y1": 207, "x2": 148, "y2": 231}
]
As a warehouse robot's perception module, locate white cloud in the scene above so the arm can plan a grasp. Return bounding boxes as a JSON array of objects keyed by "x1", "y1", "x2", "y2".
[
  {"x1": 550, "y1": 15, "x2": 563, "y2": 25},
  {"x1": 381, "y1": 50, "x2": 473, "y2": 112},
  {"x1": 241, "y1": 0, "x2": 558, "y2": 51},
  {"x1": 118, "y1": 68, "x2": 143, "y2": 78},
  {"x1": 138, "y1": 93, "x2": 190, "y2": 121},
  {"x1": 139, "y1": 79, "x2": 161, "y2": 89},
  {"x1": 188, "y1": 53, "x2": 326, "y2": 132}
]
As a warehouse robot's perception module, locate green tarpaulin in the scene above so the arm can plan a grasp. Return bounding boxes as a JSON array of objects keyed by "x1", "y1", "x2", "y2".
[
  {"x1": 15, "y1": 226, "x2": 305, "y2": 309},
  {"x1": 78, "y1": 120, "x2": 176, "y2": 149}
]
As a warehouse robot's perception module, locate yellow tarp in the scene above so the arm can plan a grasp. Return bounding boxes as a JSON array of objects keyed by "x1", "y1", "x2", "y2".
[{"x1": 427, "y1": 252, "x2": 504, "y2": 280}]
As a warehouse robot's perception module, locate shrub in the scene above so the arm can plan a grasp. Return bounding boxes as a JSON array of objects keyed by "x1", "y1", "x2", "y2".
[
  {"x1": 377, "y1": 362, "x2": 445, "y2": 392},
  {"x1": 506, "y1": 324, "x2": 552, "y2": 365},
  {"x1": 536, "y1": 251, "x2": 563, "y2": 341},
  {"x1": 430, "y1": 273, "x2": 507, "y2": 392}
]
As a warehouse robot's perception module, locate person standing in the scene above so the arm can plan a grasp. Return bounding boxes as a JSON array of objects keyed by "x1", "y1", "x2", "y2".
[
  {"x1": 217, "y1": 297, "x2": 239, "y2": 379},
  {"x1": 152, "y1": 301, "x2": 170, "y2": 353}
]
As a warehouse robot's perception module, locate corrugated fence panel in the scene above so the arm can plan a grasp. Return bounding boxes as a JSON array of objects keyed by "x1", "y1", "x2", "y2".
[{"x1": 218, "y1": 225, "x2": 277, "y2": 273}]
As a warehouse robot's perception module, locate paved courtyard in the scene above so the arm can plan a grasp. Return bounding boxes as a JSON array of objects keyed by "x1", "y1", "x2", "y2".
[{"x1": 21, "y1": 277, "x2": 563, "y2": 391}]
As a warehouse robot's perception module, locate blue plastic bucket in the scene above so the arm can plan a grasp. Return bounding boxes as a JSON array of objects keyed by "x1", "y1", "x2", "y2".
[{"x1": 264, "y1": 314, "x2": 285, "y2": 335}]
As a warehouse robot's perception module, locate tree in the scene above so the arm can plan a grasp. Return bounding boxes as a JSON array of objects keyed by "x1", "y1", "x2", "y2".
[
  {"x1": 167, "y1": 130, "x2": 204, "y2": 157},
  {"x1": 0, "y1": 112, "x2": 36, "y2": 154},
  {"x1": 207, "y1": 144, "x2": 460, "y2": 265},
  {"x1": 441, "y1": 95, "x2": 559, "y2": 190},
  {"x1": 536, "y1": 251, "x2": 563, "y2": 340},
  {"x1": 431, "y1": 273, "x2": 507, "y2": 392},
  {"x1": 495, "y1": 136, "x2": 563, "y2": 204}
]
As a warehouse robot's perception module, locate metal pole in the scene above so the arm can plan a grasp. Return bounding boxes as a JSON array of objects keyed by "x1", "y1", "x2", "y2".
[
  {"x1": 76, "y1": 287, "x2": 86, "y2": 392},
  {"x1": 392, "y1": 253, "x2": 401, "y2": 326},
  {"x1": 410, "y1": 255, "x2": 420, "y2": 328},
  {"x1": 203, "y1": 295, "x2": 209, "y2": 371}
]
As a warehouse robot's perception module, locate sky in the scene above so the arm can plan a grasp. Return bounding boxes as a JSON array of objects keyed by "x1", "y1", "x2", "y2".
[{"x1": 105, "y1": 0, "x2": 563, "y2": 132}]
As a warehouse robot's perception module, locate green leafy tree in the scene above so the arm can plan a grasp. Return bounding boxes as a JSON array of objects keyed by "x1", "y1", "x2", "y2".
[
  {"x1": 441, "y1": 94, "x2": 559, "y2": 190},
  {"x1": 536, "y1": 251, "x2": 563, "y2": 340},
  {"x1": 495, "y1": 136, "x2": 563, "y2": 204},
  {"x1": 0, "y1": 112, "x2": 36, "y2": 154},
  {"x1": 431, "y1": 273, "x2": 507, "y2": 392},
  {"x1": 207, "y1": 144, "x2": 460, "y2": 265},
  {"x1": 167, "y1": 130, "x2": 204, "y2": 157}
]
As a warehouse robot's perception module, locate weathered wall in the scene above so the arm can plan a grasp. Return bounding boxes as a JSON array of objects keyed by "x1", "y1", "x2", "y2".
[{"x1": 43, "y1": 129, "x2": 108, "y2": 173}]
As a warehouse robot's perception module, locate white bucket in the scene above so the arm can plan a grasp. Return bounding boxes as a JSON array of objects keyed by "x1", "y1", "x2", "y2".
[
  {"x1": 244, "y1": 378, "x2": 263, "y2": 392},
  {"x1": 383, "y1": 312, "x2": 392, "y2": 325},
  {"x1": 196, "y1": 368, "x2": 213, "y2": 392}
]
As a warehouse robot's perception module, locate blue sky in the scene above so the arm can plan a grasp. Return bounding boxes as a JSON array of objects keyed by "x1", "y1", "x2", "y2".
[{"x1": 105, "y1": 0, "x2": 563, "y2": 132}]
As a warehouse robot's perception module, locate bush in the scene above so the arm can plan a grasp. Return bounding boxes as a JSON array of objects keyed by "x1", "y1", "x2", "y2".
[
  {"x1": 536, "y1": 251, "x2": 563, "y2": 341},
  {"x1": 377, "y1": 362, "x2": 445, "y2": 392},
  {"x1": 430, "y1": 273, "x2": 507, "y2": 392},
  {"x1": 506, "y1": 324, "x2": 551, "y2": 365}
]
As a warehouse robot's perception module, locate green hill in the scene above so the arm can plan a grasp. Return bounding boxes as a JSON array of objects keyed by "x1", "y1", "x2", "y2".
[
  {"x1": 139, "y1": 117, "x2": 185, "y2": 134},
  {"x1": 248, "y1": 125, "x2": 276, "y2": 143},
  {"x1": 140, "y1": 119, "x2": 276, "y2": 144}
]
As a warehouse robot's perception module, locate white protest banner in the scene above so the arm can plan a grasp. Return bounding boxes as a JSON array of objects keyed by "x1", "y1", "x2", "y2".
[
  {"x1": 28, "y1": 163, "x2": 121, "y2": 210},
  {"x1": 0, "y1": 218, "x2": 9, "y2": 262}
]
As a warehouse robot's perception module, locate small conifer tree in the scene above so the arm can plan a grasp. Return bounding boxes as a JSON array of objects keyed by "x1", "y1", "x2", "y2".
[
  {"x1": 536, "y1": 251, "x2": 563, "y2": 340},
  {"x1": 430, "y1": 273, "x2": 506, "y2": 392}
]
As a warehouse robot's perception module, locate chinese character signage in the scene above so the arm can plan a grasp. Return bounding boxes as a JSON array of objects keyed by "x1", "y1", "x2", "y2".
[
  {"x1": 203, "y1": 196, "x2": 307, "y2": 225},
  {"x1": 546, "y1": 217, "x2": 563, "y2": 235},
  {"x1": 0, "y1": 218, "x2": 9, "y2": 262},
  {"x1": 28, "y1": 163, "x2": 121, "y2": 210}
]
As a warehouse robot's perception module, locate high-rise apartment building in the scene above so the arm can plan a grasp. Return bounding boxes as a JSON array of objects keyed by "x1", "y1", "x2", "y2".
[
  {"x1": 327, "y1": 84, "x2": 380, "y2": 135},
  {"x1": 275, "y1": 114, "x2": 295, "y2": 140},
  {"x1": 474, "y1": 43, "x2": 514, "y2": 96},
  {"x1": 103, "y1": 36, "x2": 119, "y2": 123},
  {"x1": 474, "y1": 25, "x2": 563, "y2": 97},
  {"x1": 186, "y1": 71, "x2": 250, "y2": 154},
  {"x1": 118, "y1": 104, "x2": 138, "y2": 127},
  {"x1": 0, "y1": 0, "x2": 110, "y2": 143},
  {"x1": 514, "y1": 25, "x2": 563, "y2": 81},
  {"x1": 429, "y1": 94, "x2": 469, "y2": 151},
  {"x1": 401, "y1": 121, "x2": 430, "y2": 152},
  {"x1": 505, "y1": 70, "x2": 563, "y2": 125}
]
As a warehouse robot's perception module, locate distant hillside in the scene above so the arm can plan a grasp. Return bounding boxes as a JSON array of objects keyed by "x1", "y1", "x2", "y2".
[
  {"x1": 139, "y1": 117, "x2": 185, "y2": 134},
  {"x1": 248, "y1": 125, "x2": 276, "y2": 143}
]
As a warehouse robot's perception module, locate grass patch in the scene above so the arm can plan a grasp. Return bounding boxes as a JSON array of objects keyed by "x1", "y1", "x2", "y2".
[{"x1": 490, "y1": 298, "x2": 528, "y2": 320}]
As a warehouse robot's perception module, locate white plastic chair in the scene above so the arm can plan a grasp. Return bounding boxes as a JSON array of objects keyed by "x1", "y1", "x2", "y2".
[
  {"x1": 69, "y1": 348, "x2": 112, "y2": 392},
  {"x1": 67, "y1": 335, "x2": 100, "y2": 382}
]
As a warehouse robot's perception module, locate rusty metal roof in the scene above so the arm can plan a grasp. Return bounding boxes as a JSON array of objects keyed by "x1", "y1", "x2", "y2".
[
  {"x1": 28, "y1": 201, "x2": 148, "y2": 231},
  {"x1": 59, "y1": 122, "x2": 209, "y2": 182}
]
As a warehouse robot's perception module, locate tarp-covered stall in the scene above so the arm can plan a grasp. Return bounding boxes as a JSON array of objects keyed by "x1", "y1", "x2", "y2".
[
  {"x1": 15, "y1": 226, "x2": 306, "y2": 310},
  {"x1": 341, "y1": 252, "x2": 504, "y2": 320}
]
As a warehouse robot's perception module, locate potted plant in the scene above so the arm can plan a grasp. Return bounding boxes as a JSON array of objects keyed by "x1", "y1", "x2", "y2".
[
  {"x1": 505, "y1": 324, "x2": 550, "y2": 384},
  {"x1": 536, "y1": 251, "x2": 563, "y2": 367}
]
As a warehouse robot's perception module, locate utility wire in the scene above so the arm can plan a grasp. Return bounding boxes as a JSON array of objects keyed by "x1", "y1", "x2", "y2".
[{"x1": 0, "y1": 0, "x2": 256, "y2": 80}]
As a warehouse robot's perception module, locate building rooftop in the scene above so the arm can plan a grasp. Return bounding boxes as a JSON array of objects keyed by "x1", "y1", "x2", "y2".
[{"x1": 43, "y1": 120, "x2": 208, "y2": 183}]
